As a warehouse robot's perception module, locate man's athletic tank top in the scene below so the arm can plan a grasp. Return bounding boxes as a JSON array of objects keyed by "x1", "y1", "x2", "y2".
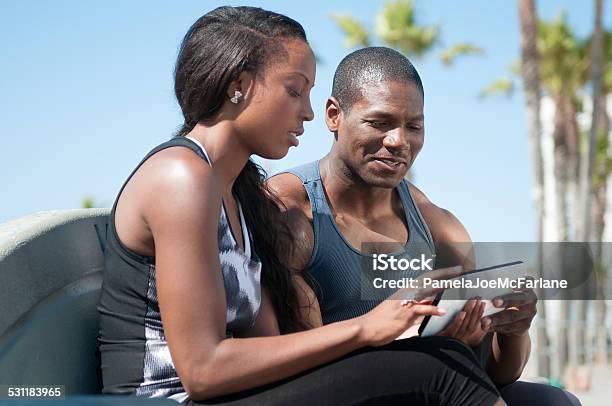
[
  {"x1": 284, "y1": 160, "x2": 436, "y2": 324},
  {"x1": 98, "y1": 136, "x2": 262, "y2": 402}
]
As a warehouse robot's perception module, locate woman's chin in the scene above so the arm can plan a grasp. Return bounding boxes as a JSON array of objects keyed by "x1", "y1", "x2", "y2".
[{"x1": 257, "y1": 147, "x2": 290, "y2": 161}]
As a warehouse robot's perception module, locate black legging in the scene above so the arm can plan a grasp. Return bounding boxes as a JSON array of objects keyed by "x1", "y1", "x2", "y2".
[
  {"x1": 500, "y1": 381, "x2": 582, "y2": 406},
  {"x1": 475, "y1": 334, "x2": 582, "y2": 406},
  {"x1": 186, "y1": 336, "x2": 501, "y2": 405}
]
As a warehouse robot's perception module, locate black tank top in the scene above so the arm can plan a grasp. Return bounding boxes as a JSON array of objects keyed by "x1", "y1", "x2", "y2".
[
  {"x1": 283, "y1": 160, "x2": 436, "y2": 324},
  {"x1": 98, "y1": 136, "x2": 262, "y2": 401}
]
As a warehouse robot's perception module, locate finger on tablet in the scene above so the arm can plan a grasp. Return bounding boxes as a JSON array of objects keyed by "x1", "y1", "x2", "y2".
[
  {"x1": 481, "y1": 316, "x2": 492, "y2": 331},
  {"x1": 465, "y1": 299, "x2": 482, "y2": 330},
  {"x1": 493, "y1": 291, "x2": 537, "y2": 308},
  {"x1": 444, "y1": 311, "x2": 465, "y2": 337},
  {"x1": 462, "y1": 299, "x2": 479, "y2": 333},
  {"x1": 485, "y1": 307, "x2": 532, "y2": 328},
  {"x1": 414, "y1": 287, "x2": 444, "y2": 301},
  {"x1": 410, "y1": 304, "x2": 447, "y2": 317}
]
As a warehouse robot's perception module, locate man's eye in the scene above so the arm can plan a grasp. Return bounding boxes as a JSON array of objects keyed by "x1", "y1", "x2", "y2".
[
  {"x1": 368, "y1": 121, "x2": 387, "y2": 128},
  {"x1": 288, "y1": 88, "x2": 302, "y2": 98},
  {"x1": 408, "y1": 125, "x2": 422, "y2": 131}
]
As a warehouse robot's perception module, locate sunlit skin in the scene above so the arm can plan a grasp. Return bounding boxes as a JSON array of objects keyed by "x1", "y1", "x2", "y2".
[
  {"x1": 108, "y1": 38, "x2": 485, "y2": 403},
  {"x1": 115, "y1": 38, "x2": 315, "y2": 256},
  {"x1": 326, "y1": 80, "x2": 425, "y2": 190},
  {"x1": 222, "y1": 39, "x2": 316, "y2": 161},
  {"x1": 268, "y1": 77, "x2": 536, "y2": 388}
]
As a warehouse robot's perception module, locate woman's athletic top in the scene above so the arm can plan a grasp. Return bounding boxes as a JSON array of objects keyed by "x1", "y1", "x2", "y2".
[{"x1": 98, "y1": 136, "x2": 262, "y2": 402}]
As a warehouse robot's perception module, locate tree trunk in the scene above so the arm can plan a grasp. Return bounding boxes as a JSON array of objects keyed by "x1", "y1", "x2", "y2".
[
  {"x1": 552, "y1": 96, "x2": 570, "y2": 241},
  {"x1": 518, "y1": 0, "x2": 550, "y2": 377},
  {"x1": 566, "y1": 98, "x2": 581, "y2": 236},
  {"x1": 566, "y1": 96, "x2": 587, "y2": 366},
  {"x1": 593, "y1": 178, "x2": 609, "y2": 363},
  {"x1": 580, "y1": 0, "x2": 604, "y2": 245},
  {"x1": 591, "y1": 17, "x2": 610, "y2": 363},
  {"x1": 575, "y1": 0, "x2": 605, "y2": 371},
  {"x1": 552, "y1": 96, "x2": 579, "y2": 376},
  {"x1": 573, "y1": 300, "x2": 588, "y2": 364}
]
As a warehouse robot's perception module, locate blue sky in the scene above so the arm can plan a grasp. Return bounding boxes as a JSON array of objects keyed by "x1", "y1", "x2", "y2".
[{"x1": 1, "y1": 0, "x2": 609, "y2": 241}]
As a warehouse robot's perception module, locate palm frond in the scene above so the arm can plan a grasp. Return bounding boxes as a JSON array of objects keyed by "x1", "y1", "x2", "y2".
[
  {"x1": 440, "y1": 43, "x2": 485, "y2": 66},
  {"x1": 374, "y1": 0, "x2": 438, "y2": 56},
  {"x1": 330, "y1": 14, "x2": 370, "y2": 48},
  {"x1": 479, "y1": 78, "x2": 515, "y2": 98}
]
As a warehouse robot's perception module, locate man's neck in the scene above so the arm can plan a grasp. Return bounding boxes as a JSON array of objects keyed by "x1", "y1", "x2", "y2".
[{"x1": 319, "y1": 155, "x2": 398, "y2": 219}]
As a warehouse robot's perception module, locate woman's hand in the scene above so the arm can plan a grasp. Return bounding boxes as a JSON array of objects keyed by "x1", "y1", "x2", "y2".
[
  {"x1": 357, "y1": 266, "x2": 464, "y2": 346},
  {"x1": 357, "y1": 298, "x2": 447, "y2": 347},
  {"x1": 439, "y1": 298, "x2": 489, "y2": 348}
]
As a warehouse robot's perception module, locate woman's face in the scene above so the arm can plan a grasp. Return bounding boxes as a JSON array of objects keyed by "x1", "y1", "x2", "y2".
[{"x1": 235, "y1": 39, "x2": 316, "y2": 160}]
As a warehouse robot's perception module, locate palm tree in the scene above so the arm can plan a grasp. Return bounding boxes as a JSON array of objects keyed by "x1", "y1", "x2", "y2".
[
  {"x1": 536, "y1": 13, "x2": 586, "y2": 371},
  {"x1": 485, "y1": 5, "x2": 612, "y2": 377},
  {"x1": 539, "y1": 14, "x2": 586, "y2": 243},
  {"x1": 566, "y1": 0, "x2": 608, "y2": 374},
  {"x1": 584, "y1": 0, "x2": 610, "y2": 365},
  {"x1": 483, "y1": 14, "x2": 587, "y2": 243},
  {"x1": 517, "y1": 0, "x2": 551, "y2": 378},
  {"x1": 331, "y1": 0, "x2": 483, "y2": 66},
  {"x1": 581, "y1": 0, "x2": 605, "y2": 243}
]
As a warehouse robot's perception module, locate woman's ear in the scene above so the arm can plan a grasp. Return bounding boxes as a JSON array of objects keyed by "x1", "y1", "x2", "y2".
[
  {"x1": 226, "y1": 71, "x2": 256, "y2": 104},
  {"x1": 325, "y1": 97, "x2": 341, "y2": 135}
]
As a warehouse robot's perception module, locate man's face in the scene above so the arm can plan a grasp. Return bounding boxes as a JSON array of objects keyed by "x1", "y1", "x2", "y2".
[{"x1": 329, "y1": 80, "x2": 424, "y2": 188}]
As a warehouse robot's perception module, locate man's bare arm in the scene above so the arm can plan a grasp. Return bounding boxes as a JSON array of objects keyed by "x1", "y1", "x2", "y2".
[
  {"x1": 268, "y1": 173, "x2": 322, "y2": 328},
  {"x1": 409, "y1": 183, "x2": 475, "y2": 269},
  {"x1": 409, "y1": 182, "x2": 530, "y2": 384}
]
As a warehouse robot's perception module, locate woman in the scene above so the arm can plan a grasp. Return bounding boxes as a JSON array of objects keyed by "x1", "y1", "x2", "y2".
[{"x1": 98, "y1": 6, "x2": 505, "y2": 405}]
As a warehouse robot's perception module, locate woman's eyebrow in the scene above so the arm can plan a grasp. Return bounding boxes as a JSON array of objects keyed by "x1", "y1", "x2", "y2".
[
  {"x1": 287, "y1": 71, "x2": 314, "y2": 87},
  {"x1": 408, "y1": 113, "x2": 425, "y2": 121}
]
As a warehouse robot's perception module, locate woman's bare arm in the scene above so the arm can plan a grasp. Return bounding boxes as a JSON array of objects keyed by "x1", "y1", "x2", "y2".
[
  {"x1": 234, "y1": 287, "x2": 280, "y2": 337},
  {"x1": 144, "y1": 155, "x2": 442, "y2": 401}
]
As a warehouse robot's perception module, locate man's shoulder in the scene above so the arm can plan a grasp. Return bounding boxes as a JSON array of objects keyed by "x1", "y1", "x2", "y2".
[
  {"x1": 267, "y1": 172, "x2": 308, "y2": 207},
  {"x1": 267, "y1": 166, "x2": 316, "y2": 269},
  {"x1": 406, "y1": 181, "x2": 441, "y2": 218},
  {"x1": 280, "y1": 161, "x2": 320, "y2": 181},
  {"x1": 405, "y1": 181, "x2": 430, "y2": 207},
  {"x1": 267, "y1": 162, "x2": 318, "y2": 209},
  {"x1": 406, "y1": 181, "x2": 471, "y2": 243}
]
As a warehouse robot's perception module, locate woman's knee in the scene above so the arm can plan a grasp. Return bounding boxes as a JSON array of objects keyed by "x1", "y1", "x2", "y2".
[{"x1": 500, "y1": 381, "x2": 582, "y2": 406}]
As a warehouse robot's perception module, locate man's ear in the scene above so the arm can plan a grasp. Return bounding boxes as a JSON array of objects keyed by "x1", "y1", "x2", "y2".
[
  {"x1": 226, "y1": 71, "x2": 256, "y2": 102},
  {"x1": 325, "y1": 97, "x2": 342, "y2": 135}
]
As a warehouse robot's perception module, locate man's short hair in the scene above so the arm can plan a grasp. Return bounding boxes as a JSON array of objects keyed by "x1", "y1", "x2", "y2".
[{"x1": 331, "y1": 47, "x2": 424, "y2": 112}]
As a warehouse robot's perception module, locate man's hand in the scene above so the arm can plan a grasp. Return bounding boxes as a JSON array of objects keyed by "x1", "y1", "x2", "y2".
[
  {"x1": 482, "y1": 288, "x2": 538, "y2": 337},
  {"x1": 439, "y1": 298, "x2": 489, "y2": 347}
]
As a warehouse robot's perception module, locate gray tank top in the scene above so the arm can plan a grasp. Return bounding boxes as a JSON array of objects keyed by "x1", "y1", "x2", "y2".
[
  {"x1": 284, "y1": 160, "x2": 436, "y2": 324},
  {"x1": 98, "y1": 136, "x2": 262, "y2": 401}
]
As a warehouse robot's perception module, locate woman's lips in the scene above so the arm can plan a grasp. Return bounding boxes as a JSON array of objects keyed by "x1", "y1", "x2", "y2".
[
  {"x1": 288, "y1": 133, "x2": 299, "y2": 146},
  {"x1": 288, "y1": 129, "x2": 303, "y2": 147}
]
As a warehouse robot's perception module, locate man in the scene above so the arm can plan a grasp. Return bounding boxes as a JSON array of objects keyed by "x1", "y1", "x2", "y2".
[{"x1": 268, "y1": 47, "x2": 580, "y2": 405}]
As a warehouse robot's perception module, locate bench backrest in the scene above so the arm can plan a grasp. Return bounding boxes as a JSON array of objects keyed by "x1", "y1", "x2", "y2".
[{"x1": 0, "y1": 209, "x2": 110, "y2": 394}]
